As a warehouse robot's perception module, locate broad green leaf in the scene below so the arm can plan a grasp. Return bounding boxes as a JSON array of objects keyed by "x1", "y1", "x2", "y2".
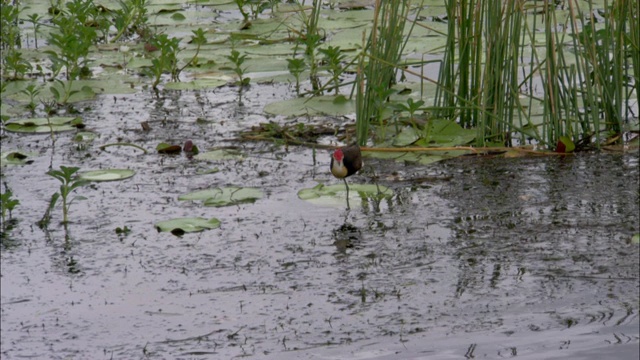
[
  {"x1": 264, "y1": 95, "x2": 356, "y2": 116},
  {"x1": 4, "y1": 117, "x2": 81, "y2": 133},
  {"x1": 298, "y1": 183, "x2": 393, "y2": 208},
  {"x1": 194, "y1": 149, "x2": 244, "y2": 161},
  {"x1": 392, "y1": 127, "x2": 420, "y2": 146},
  {"x1": 179, "y1": 187, "x2": 263, "y2": 207},
  {"x1": 164, "y1": 79, "x2": 227, "y2": 90},
  {"x1": 78, "y1": 169, "x2": 135, "y2": 182},
  {"x1": 155, "y1": 217, "x2": 221, "y2": 234},
  {"x1": 1, "y1": 151, "x2": 32, "y2": 166}
]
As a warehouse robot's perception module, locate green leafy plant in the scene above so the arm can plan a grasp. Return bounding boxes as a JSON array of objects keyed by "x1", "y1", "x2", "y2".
[
  {"x1": 44, "y1": 0, "x2": 99, "y2": 103},
  {"x1": 20, "y1": 84, "x2": 42, "y2": 113},
  {"x1": 1, "y1": 2, "x2": 31, "y2": 79},
  {"x1": 318, "y1": 45, "x2": 347, "y2": 95},
  {"x1": 1, "y1": 187, "x2": 20, "y2": 229},
  {"x1": 234, "y1": 0, "x2": 272, "y2": 23},
  {"x1": 286, "y1": 57, "x2": 306, "y2": 96},
  {"x1": 41, "y1": 166, "x2": 88, "y2": 226},
  {"x1": 24, "y1": 13, "x2": 44, "y2": 49},
  {"x1": 111, "y1": 0, "x2": 149, "y2": 42},
  {"x1": 226, "y1": 48, "x2": 250, "y2": 88},
  {"x1": 146, "y1": 34, "x2": 180, "y2": 89}
]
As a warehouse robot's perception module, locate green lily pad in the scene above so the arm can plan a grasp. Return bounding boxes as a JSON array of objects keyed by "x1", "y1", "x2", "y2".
[
  {"x1": 73, "y1": 132, "x2": 98, "y2": 142},
  {"x1": 179, "y1": 187, "x2": 263, "y2": 207},
  {"x1": 4, "y1": 117, "x2": 82, "y2": 133},
  {"x1": 194, "y1": 149, "x2": 244, "y2": 161},
  {"x1": 78, "y1": 169, "x2": 136, "y2": 182},
  {"x1": 1, "y1": 150, "x2": 33, "y2": 166},
  {"x1": 155, "y1": 217, "x2": 221, "y2": 234},
  {"x1": 392, "y1": 126, "x2": 421, "y2": 147},
  {"x1": 163, "y1": 79, "x2": 227, "y2": 90},
  {"x1": 414, "y1": 119, "x2": 476, "y2": 147},
  {"x1": 264, "y1": 95, "x2": 356, "y2": 117},
  {"x1": 298, "y1": 183, "x2": 393, "y2": 208}
]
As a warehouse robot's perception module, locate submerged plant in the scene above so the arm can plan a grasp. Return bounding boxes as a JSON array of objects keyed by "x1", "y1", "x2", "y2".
[{"x1": 40, "y1": 166, "x2": 88, "y2": 227}]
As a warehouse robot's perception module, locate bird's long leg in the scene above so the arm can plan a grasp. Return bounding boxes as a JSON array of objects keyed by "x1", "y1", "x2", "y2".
[{"x1": 343, "y1": 178, "x2": 350, "y2": 209}]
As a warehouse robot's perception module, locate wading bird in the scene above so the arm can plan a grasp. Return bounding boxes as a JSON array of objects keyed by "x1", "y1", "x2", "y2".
[{"x1": 330, "y1": 144, "x2": 362, "y2": 208}]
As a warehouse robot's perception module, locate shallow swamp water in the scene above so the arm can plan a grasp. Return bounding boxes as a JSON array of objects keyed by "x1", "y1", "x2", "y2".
[
  {"x1": 1, "y1": 0, "x2": 639, "y2": 358},
  {"x1": 1, "y1": 85, "x2": 639, "y2": 359}
]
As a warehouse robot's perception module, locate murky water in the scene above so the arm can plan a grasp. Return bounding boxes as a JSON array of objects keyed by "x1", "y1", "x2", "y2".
[{"x1": 1, "y1": 85, "x2": 638, "y2": 359}]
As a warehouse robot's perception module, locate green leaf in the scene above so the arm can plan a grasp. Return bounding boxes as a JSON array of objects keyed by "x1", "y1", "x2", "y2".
[
  {"x1": 297, "y1": 183, "x2": 393, "y2": 208},
  {"x1": 264, "y1": 95, "x2": 356, "y2": 116},
  {"x1": 78, "y1": 169, "x2": 135, "y2": 182},
  {"x1": 179, "y1": 187, "x2": 263, "y2": 207},
  {"x1": 194, "y1": 149, "x2": 244, "y2": 161},
  {"x1": 155, "y1": 217, "x2": 221, "y2": 234},
  {"x1": 4, "y1": 117, "x2": 81, "y2": 133}
]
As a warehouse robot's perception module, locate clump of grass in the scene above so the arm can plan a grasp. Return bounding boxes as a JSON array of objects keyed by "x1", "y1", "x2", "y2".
[
  {"x1": 355, "y1": 0, "x2": 413, "y2": 145},
  {"x1": 432, "y1": 0, "x2": 637, "y2": 149}
]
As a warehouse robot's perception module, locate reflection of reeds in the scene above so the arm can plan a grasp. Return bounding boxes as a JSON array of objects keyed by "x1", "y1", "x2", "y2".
[
  {"x1": 355, "y1": 0, "x2": 412, "y2": 145},
  {"x1": 432, "y1": 0, "x2": 637, "y2": 149}
]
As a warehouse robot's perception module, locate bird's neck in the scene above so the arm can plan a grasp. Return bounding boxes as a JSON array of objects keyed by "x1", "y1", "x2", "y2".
[{"x1": 331, "y1": 159, "x2": 348, "y2": 179}]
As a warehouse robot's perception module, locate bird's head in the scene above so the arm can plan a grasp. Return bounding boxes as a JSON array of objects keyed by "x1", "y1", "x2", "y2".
[{"x1": 332, "y1": 148, "x2": 344, "y2": 163}]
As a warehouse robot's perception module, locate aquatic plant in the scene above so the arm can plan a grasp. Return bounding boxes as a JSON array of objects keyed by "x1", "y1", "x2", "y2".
[
  {"x1": 146, "y1": 33, "x2": 181, "y2": 89},
  {"x1": 433, "y1": 0, "x2": 638, "y2": 149},
  {"x1": 0, "y1": 187, "x2": 20, "y2": 229},
  {"x1": 286, "y1": 57, "x2": 306, "y2": 96},
  {"x1": 1, "y1": 2, "x2": 31, "y2": 80},
  {"x1": 42, "y1": 166, "x2": 88, "y2": 226},
  {"x1": 226, "y1": 48, "x2": 251, "y2": 88},
  {"x1": 318, "y1": 45, "x2": 347, "y2": 95},
  {"x1": 355, "y1": 0, "x2": 412, "y2": 145}
]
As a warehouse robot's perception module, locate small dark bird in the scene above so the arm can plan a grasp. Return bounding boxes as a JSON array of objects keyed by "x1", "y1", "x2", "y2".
[{"x1": 330, "y1": 144, "x2": 362, "y2": 208}]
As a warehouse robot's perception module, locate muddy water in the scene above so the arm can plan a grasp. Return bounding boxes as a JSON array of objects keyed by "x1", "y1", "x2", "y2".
[{"x1": 1, "y1": 88, "x2": 638, "y2": 359}]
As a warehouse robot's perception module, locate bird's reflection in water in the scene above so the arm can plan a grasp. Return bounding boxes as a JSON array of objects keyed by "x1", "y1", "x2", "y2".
[{"x1": 332, "y1": 222, "x2": 363, "y2": 255}]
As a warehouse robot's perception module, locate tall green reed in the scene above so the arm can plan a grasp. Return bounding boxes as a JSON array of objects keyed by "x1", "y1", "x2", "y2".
[{"x1": 355, "y1": 0, "x2": 412, "y2": 145}]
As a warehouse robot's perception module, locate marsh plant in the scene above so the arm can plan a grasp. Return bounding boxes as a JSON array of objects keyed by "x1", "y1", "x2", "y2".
[
  {"x1": 1, "y1": 2, "x2": 32, "y2": 79},
  {"x1": 1, "y1": 187, "x2": 20, "y2": 231},
  {"x1": 19, "y1": 84, "x2": 42, "y2": 113},
  {"x1": 145, "y1": 29, "x2": 206, "y2": 90},
  {"x1": 287, "y1": 57, "x2": 306, "y2": 96},
  {"x1": 39, "y1": 166, "x2": 88, "y2": 228},
  {"x1": 226, "y1": 48, "x2": 251, "y2": 88},
  {"x1": 355, "y1": 0, "x2": 412, "y2": 145},
  {"x1": 433, "y1": 0, "x2": 638, "y2": 149},
  {"x1": 234, "y1": 0, "x2": 274, "y2": 22},
  {"x1": 318, "y1": 45, "x2": 347, "y2": 95},
  {"x1": 146, "y1": 34, "x2": 180, "y2": 89}
]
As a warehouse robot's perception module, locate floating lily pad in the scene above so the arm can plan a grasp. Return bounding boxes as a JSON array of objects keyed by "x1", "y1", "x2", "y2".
[
  {"x1": 4, "y1": 117, "x2": 82, "y2": 133},
  {"x1": 194, "y1": 149, "x2": 244, "y2": 161},
  {"x1": 264, "y1": 95, "x2": 356, "y2": 116},
  {"x1": 298, "y1": 183, "x2": 393, "y2": 208},
  {"x1": 73, "y1": 132, "x2": 98, "y2": 142},
  {"x1": 364, "y1": 150, "x2": 469, "y2": 165},
  {"x1": 413, "y1": 119, "x2": 476, "y2": 147},
  {"x1": 155, "y1": 217, "x2": 221, "y2": 234},
  {"x1": 163, "y1": 79, "x2": 227, "y2": 90},
  {"x1": 78, "y1": 169, "x2": 135, "y2": 182},
  {"x1": 179, "y1": 186, "x2": 263, "y2": 207},
  {"x1": 1, "y1": 151, "x2": 33, "y2": 166}
]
